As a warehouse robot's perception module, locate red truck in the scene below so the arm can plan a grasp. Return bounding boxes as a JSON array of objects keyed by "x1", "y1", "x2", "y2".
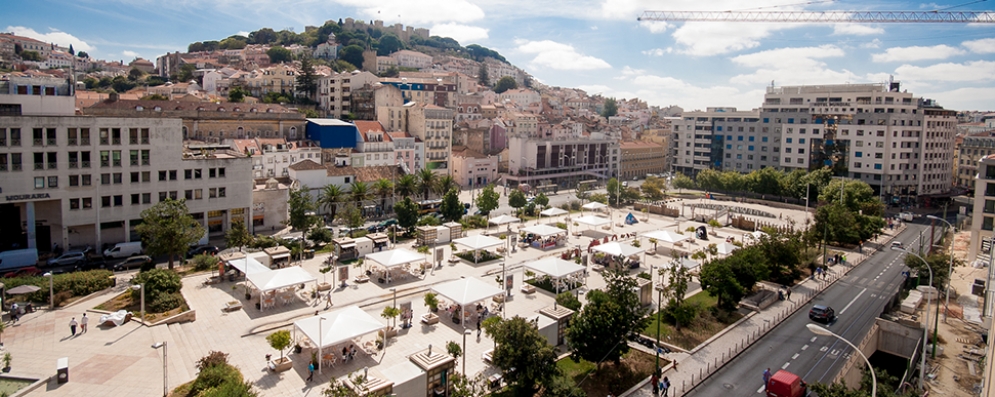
[{"x1": 766, "y1": 370, "x2": 809, "y2": 397}]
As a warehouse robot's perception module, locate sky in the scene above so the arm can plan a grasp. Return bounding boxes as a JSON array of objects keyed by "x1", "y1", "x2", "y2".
[{"x1": 4, "y1": 0, "x2": 995, "y2": 112}]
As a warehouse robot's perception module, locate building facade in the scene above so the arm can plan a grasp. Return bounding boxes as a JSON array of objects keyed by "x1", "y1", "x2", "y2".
[
  {"x1": 957, "y1": 133, "x2": 995, "y2": 188},
  {"x1": 619, "y1": 141, "x2": 666, "y2": 180}
]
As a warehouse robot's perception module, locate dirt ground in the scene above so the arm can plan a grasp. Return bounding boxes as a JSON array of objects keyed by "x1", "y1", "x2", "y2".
[{"x1": 924, "y1": 230, "x2": 986, "y2": 396}]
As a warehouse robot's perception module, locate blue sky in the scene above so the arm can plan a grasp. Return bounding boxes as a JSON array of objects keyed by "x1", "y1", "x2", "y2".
[{"x1": 4, "y1": 0, "x2": 995, "y2": 111}]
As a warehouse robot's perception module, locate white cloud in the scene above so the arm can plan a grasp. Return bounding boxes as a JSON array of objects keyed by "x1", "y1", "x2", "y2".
[
  {"x1": 235, "y1": 31, "x2": 250, "y2": 38},
  {"x1": 860, "y1": 39, "x2": 882, "y2": 49},
  {"x1": 639, "y1": 21, "x2": 671, "y2": 34},
  {"x1": 871, "y1": 45, "x2": 966, "y2": 63},
  {"x1": 514, "y1": 39, "x2": 611, "y2": 70},
  {"x1": 430, "y1": 23, "x2": 488, "y2": 43},
  {"x1": 925, "y1": 86, "x2": 995, "y2": 111},
  {"x1": 962, "y1": 38, "x2": 995, "y2": 54},
  {"x1": 642, "y1": 48, "x2": 670, "y2": 56},
  {"x1": 122, "y1": 50, "x2": 139, "y2": 59},
  {"x1": 729, "y1": 45, "x2": 856, "y2": 86},
  {"x1": 671, "y1": 22, "x2": 797, "y2": 56},
  {"x1": 336, "y1": 0, "x2": 485, "y2": 25},
  {"x1": 731, "y1": 45, "x2": 845, "y2": 68},
  {"x1": 6, "y1": 26, "x2": 94, "y2": 52},
  {"x1": 892, "y1": 60, "x2": 995, "y2": 82},
  {"x1": 831, "y1": 23, "x2": 884, "y2": 36}
]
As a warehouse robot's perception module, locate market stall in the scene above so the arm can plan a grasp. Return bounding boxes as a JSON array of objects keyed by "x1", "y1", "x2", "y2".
[
  {"x1": 293, "y1": 306, "x2": 385, "y2": 373},
  {"x1": 452, "y1": 234, "x2": 503, "y2": 264},
  {"x1": 591, "y1": 242, "x2": 646, "y2": 270},
  {"x1": 246, "y1": 267, "x2": 317, "y2": 311},
  {"x1": 431, "y1": 277, "x2": 505, "y2": 326},
  {"x1": 521, "y1": 224, "x2": 568, "y2": 250},
  {"x1": 364, "y1": 248, "x2": 425, "y2": 284},
  {"x1": 524, "y1": 258, "x2": 586, "y2": 295}
]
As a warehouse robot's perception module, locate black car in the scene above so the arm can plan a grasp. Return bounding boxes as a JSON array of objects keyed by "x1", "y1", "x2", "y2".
[
  {"x1": 112, "y1": 255, "x2": 153, "y2": 271},
  {"x1": 187, "y1": 245, "x2": 219, "y2": 258},
  {"x1": 809, "y1": 304, "x2": 836, "y2": 323}
]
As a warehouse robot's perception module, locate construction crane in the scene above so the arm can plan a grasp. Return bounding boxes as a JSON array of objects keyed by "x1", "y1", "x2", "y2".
[{"x1": 638, "y1": 10, "x2": 995, "y2": 23}]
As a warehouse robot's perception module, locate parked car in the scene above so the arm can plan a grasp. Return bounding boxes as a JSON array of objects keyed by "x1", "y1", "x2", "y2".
[
  {"x1": 47, "y1": 250, "x2": 87, "y2": 267},
  {"x1": 112, "y1": 255, "x2": 153, "y2": 272},
  {"x1": 75, "y1": 259, "x2": 108, "y2": 272},
  {"x1": 808, "y1": 304, "x2": 836, "y2": 324},
  {"x1": 891, "y1": 241, "x2": 903, "y2": 248},
  {"x1": 378, "y1": 219, "x2": 398, "y2": 229},
  {"x1": 187, "y1": 245, "x2": 219, "y2": 258},
  {"x1": 3, "y1": 266, "x2": 42, "y2": 278}
]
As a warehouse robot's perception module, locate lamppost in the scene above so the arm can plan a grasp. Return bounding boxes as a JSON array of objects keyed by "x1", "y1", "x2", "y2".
[
  {"x1": 654, "y1": 282, "x2": 664, "y2": 376},
  {"x1": 926, "y1": 215, "x2": 955, "y2": 323},
  {"x1": 44, "y1": 272, "x2": 53, "y2": 309},
  {"x1": 131, "y1": 284, "x2": 145, "y2": 322},
  {"x1": 462, "y1": 329, "x2": 472, "y2": 375},
  {"x1": 390, "y1": 288, "x2": 397, "y2": 328},
  {"x1": 806, "y1": 324, "x2": 876, "y2": 397},
  {"x1": 318, "y1": 316, "x2": 326, "y2": 374},
  {"x1": 893, "y1": 246, "x2": 933, "y2": 391},
  {"x1": 151, "y1": 341, "x2": 167, "y2": 397}
]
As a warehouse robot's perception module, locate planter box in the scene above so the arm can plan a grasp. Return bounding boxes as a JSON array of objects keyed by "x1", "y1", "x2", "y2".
[
  {"x1": 378, "y1": 327, "x2": 398, "y2": 339},
  {"x1": 317, "y1": 282, "x2": 332, "y2": 291},
  {"x1": 270, "y1": 357, "x2": 293, "y2": 372},
  {"x1": 354, "y1": 275, "x2": 370, "y2": 283},
  {"x1": 520, "y1": 284, "x2": 536, "y2": 294},
  {"x1": 421, "y1": 313, "x2": 440, "y2": 325},
  {"x1": 223, "y1": 301, "x2": 243, "y2": 312}
]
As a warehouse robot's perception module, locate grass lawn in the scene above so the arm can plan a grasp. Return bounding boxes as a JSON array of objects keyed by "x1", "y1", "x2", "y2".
[
  {"x1": 558, "y1": 349, "x2": 659, "y2": 396},
  {"x1": 642, "y1": 291, "x2": 744, "y2": 350},
  {"x1": 94, "y1": 291, "x2": 189, "y2": 322}
]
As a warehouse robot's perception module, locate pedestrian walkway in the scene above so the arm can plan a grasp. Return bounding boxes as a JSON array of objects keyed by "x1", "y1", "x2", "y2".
[{"x1": 625, "y1": 223, "x2": 907, "y2": 397}]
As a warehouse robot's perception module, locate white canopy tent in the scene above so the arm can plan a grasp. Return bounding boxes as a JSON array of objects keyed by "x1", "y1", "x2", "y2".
[
  {"x1": 488, "y1": 215, "x2": 520, "y2": 226},
  {"x1": 715, "y1": 242, "x2": 740, "y2": 256},
  {"x1": 582, "y1": 202, "x2": 607, "y2": 211},
  {"x1": 293, "y1": 306, "x2": 384, "y2": 373},
  {"x1": 592, "y1": 242, "x2": 645, "y2": 257},
  {"x1": 540, "y1": 207, "x2": 568, "y2": 217},
  {"x1": 642, "y1": 230, "x2": 690, "y2": 244},
  {"x1": 247, "y1": 267, "x2": 317, "y2": 311},
  {"x1": 453, "y1": 234, "x2": 504, "y2": 264},
  {"x1": 431, "y1": 277, "x2": 506, "y2": 326},
  {"x1": 677, "y1": 257, "x2": 701, "y2": 270},
  {"x1": 365, "y1": 248, "x2": 424, "y2": 269},
  {"x1": 525, "y1": 258, "x2": 586, "y2": 295},
  {"x1": 522, "y1": 224, "x2": 567, "y2": 237},
  {"x1": 574, "y1": 215, "x2": 610, "y2": 227},
  {"x1": 226, "y1": 255, "x2": 271, "y2": 276}
]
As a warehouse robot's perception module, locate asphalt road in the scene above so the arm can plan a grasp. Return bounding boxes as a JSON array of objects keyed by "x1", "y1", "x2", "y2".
[{"x1": 688, "y1": 223, "x2": 932, "y2": 396}]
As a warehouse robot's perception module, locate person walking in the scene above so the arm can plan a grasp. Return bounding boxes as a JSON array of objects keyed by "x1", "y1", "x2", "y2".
[
  {"x1": 306, "y1": 360, "x2": 315, "y2": 382},
  {"x1": 80, "y1": 313, "x2": 88, "y2": 333},
  {"x1": 476, "y1": 318, "x2": 482, "y2": 338},
  {"x1": 324, "y1": 290, "x2": 333, "y2": 310},
  {"x1": 661, "y1": 376, "x2": 670, "y2": 397},
  {"x1": 786, "y1": 288, "x2": 792, "y2": 300},
  {"x1": 651, "y1": 372, "x2": 659, "y2": 396},
  {"x1": 763, "y1": 368, "x2": 772, "y2": 391},
  {"x1": 9, "y1": 303, "x2": 18, "y2": 323},
  {"x1": 69, "y1": 317, "x2": 78, "y2": 336}
]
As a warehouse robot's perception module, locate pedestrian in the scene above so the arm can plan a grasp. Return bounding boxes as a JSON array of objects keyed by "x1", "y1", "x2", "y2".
[
  {"x1": 672, "y1": 359, "x2": 678, "y2": 371},
  {"x1": 69, "y1": 317, "x2": 78, "y2": 336},
  {"x1": 477, "y1": 318, "x2": 482, "y2": 338},
  {"x1": 662, "y1": 376, "x2": 671, "y2": 397},
  {"x1": 651, "y1": 372, "x2": 659, "y2": 395},
  {"x1": 9, "y1": 303, "x2": 18, "y2": 323},
  {"x1": 81, "y1": 313, "x2": 88, "y2": 333},
  {"x1": 306, "y1": 360, "x2": 315, "y2": 382},
  {"x1": 786, "y1": 288, "x2": 791, "y2": 300},
  {"x1": 763, "y1": 368, "x2": 772, "y2": 391},
  {"x1": 324, "y1": 290, "x2": 333, "y2": 310}
]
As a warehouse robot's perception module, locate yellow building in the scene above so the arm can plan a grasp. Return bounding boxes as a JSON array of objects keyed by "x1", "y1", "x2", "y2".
[{"x1": 619, "y1": 140, "x2": 666, "y2": 180}]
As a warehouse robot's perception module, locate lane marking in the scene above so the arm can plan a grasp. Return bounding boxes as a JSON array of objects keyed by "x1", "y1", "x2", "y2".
[
  {"x1": 801, "y1": 344, "x2": 809, "y2": 350},
  {"x1": 839, "y1": 288, "x2": 867, "y2": 314},
  {"x1": 810, "y1": 337, "x2": 817, "y2": 343},
  {"x1": 782, "y1": 362, "x2": 790, "y2": 369},
  {"x1": 792, "y1": 353, "x2": 800, "y2": 360}
]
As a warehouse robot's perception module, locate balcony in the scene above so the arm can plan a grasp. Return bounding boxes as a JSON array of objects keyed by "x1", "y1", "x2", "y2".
[
  {"x1": 68, "y1": 138, "x2": 77, "y2": 146},
  {"x1": 0, "y1": 164, "x2": 6, "y2": 171},
  {"x1": 100, "y1": 138, "x2": 109, "y2": 145},
  {"x1": 81, "y1": 138, "x2": 89, "y2": 145},
  {"x1": 34, "y1": 163, "x2": 44, "y2": 170},
  {"x1": 131, "y1": 160, "x2": 139, "y2": 166},
  {"x1": 141, "y1": 138, "x2": 149, "y2": 144},
  {"x1": 47, "y1": 138, "x2": 57, "y2": 146},
  {"x1": 100, "y1": 160, "x2": 109, "y2": 167},
  {"x1": 10, "y1": 139, "x2": 20, "y2": 146},
  {"x1": 11, "y1": 163, "x2": 21, "y2": 171},
  {"x1": 69, "y1": 161, "x2": 78, "y2": 169},
  {"x1": 33, "y1": 139, "x2": 43, "y2": 146},
  {"x1": 112, "y1": 138, "x2": 121, "y2": 145},
  {"x1": 48, "y1": 162, "x2": 57, "y2": 170},
  {"x1": 142, "y1": 159, "x2": 150, "y2": 166},
  {"x1": 113, "y1": 160, "x2": 121, "y2": 167},
  {"x1": 82, "y1": 161, "x2": 90, "y2": 168},
  {"x1": 130, "y1": 139, "x2": 138, "y2": 145}
]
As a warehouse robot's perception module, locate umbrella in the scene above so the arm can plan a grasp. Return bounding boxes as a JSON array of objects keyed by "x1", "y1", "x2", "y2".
[{"x1": 7, "y1": 285, "x2": 41, "y2": 295}]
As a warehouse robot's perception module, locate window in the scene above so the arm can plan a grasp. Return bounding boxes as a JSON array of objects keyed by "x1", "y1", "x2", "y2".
[
  {"x1": 797, "y1": 158, "x2": 804, "y2": 164},
  {"x1": 218, "y1": 188, "x2": 226, "y2": 197},
  {"x1": 142, "y1": 193, "x2": 151, "y2": 204},
  {"x1": 100, "y1": 128, "x2": 109, "y2": 145},
  {"x1": 185, "y1": 190, "x2": 193, "y2": 200},
  {"x1": 142, "y1": 171, "x2": 150, "y2": 182},
  {"x1": 855, "y1": 152, "x2": 863, "y2": 158},
  {"x1": 69, "y1": 175, "x2": 79, "y2": 186},
  {"x1": 114, "y1": 195, "x2": 123, "y2": 206},
  {"x1": 112, "y1": 128, "x2": 121, "y2": 145},
  {"x1": 194, "y1": 169, "x2": 202, "y2": 179},
  {"x1": 81, "y1": 197, "x2": 92, "y2": 209},
  {"x1": 131, "y1": 172, "x2": 139, "y2": 183},
  {"x1": 82, "y1": 174, "x2": 91, "y2": 186},
  {"x1": 131, "y1": 194, "x2": 140, "y2": 205},
  {"x1": 786, "y1": 138, "x2": 792, "y2": 144},
  {"x1": 130, "y1": 150, "x2": 139, "y2": 166},
  {"x1": 169, "y1": 170, "x2": 177, "y2": 180},
  {"x1": 159, "y1": 192, "x2": 167, "y2": 202},
  {"x1": 185, "y1": 169, "x2": 192, "y2": 179},
  {"x1": 141, "y1": 128, "x2": 150, "y2": 144},
  {"x1": 209, "y1": 168, "x2": 216, "y2": 178},
  {"x1": 874, "y1": 164, "x2": 882, "y2": 170},
  {"x1": 113, "y1": 173, "x2": 122, "y2": 184},
  {"x1": 34, "y1": 177, "x2": 44, "y2": 189},
  {"x1": 748, "y1": 146, "x2": 754, "y2": 151},
  {"x1": 101, "y1": 173, "x2": 110, "y2": 185},
  {"x1": 70, "y1": 198, "x2": 80, "y2": 210},
  {"x1": 102, "y1": 196, "x2": 111, "y2": 207},
  {"x1": 159, "y1": 171, "x2": 167, "y2": 181},
  {"x1": 799, "y1": 139, "x2": 805, "y2": 144},
  {"x1": 141, "y1": 150, "x2": 150, "y2": 165},
  {"x1": 209, "y1": 188, "x2": 217, "y2": 198},
  {"x1": 194, "y1": 189, "x2": 202, "y2": 200},
  {"x1": 48, "y1": 176, "x2": 57, "y2": 188}
]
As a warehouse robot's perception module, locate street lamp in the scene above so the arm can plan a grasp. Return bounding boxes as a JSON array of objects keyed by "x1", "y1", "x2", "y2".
[
  {"x1": 44, "y1": 272, "x2": 53, "y2": 309},
  {"x1": 926, "y1": 215, "x2": 955, "y2": 323},
  {"x1": 390, "y1": 288, "x2": 397, "y2": 328},
  {"x1": 318, "y1": 316, "x2": 326, "y2": 374},
  {"x1": 462, "y1": 329, "x2": 472, "y2": 375},
  {"x1": 654, "y1": 282, "x2": 664, "y2": 376},
  {"x1": 892, "y1": 246, "x2": 933, "y2": 391},
  {"x1": 131, "y1": 284, "x2": 145, "y2": 322},
  {"x1": 806, "y1": 324, "x2": 876, "y2": 397},
  {"x1": 151, "y1": 341, "x2": 167, "y2": 397}
]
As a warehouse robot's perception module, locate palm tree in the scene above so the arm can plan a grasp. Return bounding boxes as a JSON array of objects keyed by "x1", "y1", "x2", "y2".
[
  {"x1": 350, "y1": 181, "x2": 370, "y2": 207},
  {"x1": 396, "y1": 174, "x2": 417, "y2": 198},
  {"x1": 436, "y1": 175, "x2": 459, "y2": 197},
  {"x1": 320, "y1": 184, "x2": 344, "y2": 222},
  {"x1": 373, "y1": 178, "x2": 393, "y2": 216},
  {"x1": 417, "y1": 168, "x2": 437, "y2": 201}
]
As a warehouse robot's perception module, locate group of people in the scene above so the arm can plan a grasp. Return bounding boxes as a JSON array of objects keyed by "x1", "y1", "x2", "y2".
[
  {"x1": 341, "y1": 344, "x2": 358, "y2": 361},
  {"x1": 650, "y1": 372, "x2": 671, "y2": 396},
  {"x1": 68, "y1": 313, "x2": 88, "y2": 336}
]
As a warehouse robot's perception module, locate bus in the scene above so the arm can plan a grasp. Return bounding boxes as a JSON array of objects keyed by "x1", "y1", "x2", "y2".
[{"x1": 417, "y1": 199, "x2": 443, "y2": 215}]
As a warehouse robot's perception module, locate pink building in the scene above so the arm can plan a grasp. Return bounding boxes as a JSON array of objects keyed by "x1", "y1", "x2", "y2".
[{"x1": 451, "y1": 146, "x2": 498, "y2": 189}]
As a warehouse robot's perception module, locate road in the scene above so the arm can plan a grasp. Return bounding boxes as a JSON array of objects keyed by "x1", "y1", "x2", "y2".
[{"x1": 688, "y1": 224, "x2": 931, "y2": 396}]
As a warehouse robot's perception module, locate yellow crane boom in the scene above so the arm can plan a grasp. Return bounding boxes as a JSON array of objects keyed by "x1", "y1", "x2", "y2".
[{"x1": 638, "y1": 10, "x2": 995, "y2": 23}]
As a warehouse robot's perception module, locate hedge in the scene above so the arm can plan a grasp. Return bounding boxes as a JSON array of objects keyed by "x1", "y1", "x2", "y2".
[{"x1": 2, "y1": 270, "x2": 115, "y2": 304}]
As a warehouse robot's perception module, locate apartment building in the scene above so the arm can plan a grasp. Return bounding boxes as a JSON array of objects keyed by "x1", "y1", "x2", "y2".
[
  {"x1": 671, "y1": 107, "x2": 761, "y2": 177},
  {"x1": 389, "y1": 50, "x2": 433, "y2": 70},
  {"x1": 316, "y1": 70, "x2": 379, "y2": 119},
  {"x1": 507, "y1": 124, "x2": 620, "y2": 189},
  {"x1": 243, "y1": 64, "x2": 297, "y2": 98},
  {"x1": 619, "y1": 140, "x2": 666, "y2": 180},
  {"x1": 957, "y1": 133, "x2": 995, "y2": 188},
  {"x1": 381, "y1": 77, "x2": 458, "y2": 109},
  {"x1": 498, "y1": 89, "x2": 541, "y2": 107},
  {"x1": 451, "y1": 146, "x2": 498, "y2": 189},
  {"x1": 349, "y1": 83, "x2": 404, "y2": 121},
  {"x1": 229, "y1": 138, "x2": 322, "y2": 179},
  {"x1": 354, "y1": 121, "x2": 395, "y2": 167},
  {"x1": 407, "y1": 104, "x2": 454, "y2": 174},
  {"x1": 0, "y1": 90, "x2": 252, "y2": 252}
]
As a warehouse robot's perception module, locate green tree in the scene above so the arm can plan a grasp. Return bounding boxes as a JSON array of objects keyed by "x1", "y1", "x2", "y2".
[
  {"x1": 746, "y1": 166, "x2": 784, "y2": 197},
  {"x1": 349, "y1": 181, "x2": 369, "y2": 207},
  {"x1": 555, "y1": 291, "x2": 582, "y2": 311},
  {"x1": 396, "y1": 174, "x2": 417, "y2": 197},
  {"x1": 436, "y1": 175, "x2": 458, "y2": 197},
  {"x1": 376, "y1": 33, "x2": 404, "y2": 55},
  {"x1": 287, "y1": 184, "x2": 317, "y2": 233},
  {"x1": 111, "y1": 76, "x2": 136, "y2": 93},
  {"x1": 508, "y1": 189, "x2": 527, "y2": 217},
  {"x1": 820, "y1": 178, "x2": 883, "y2": 217},
  {"x1": 903, "y1": 252, "x2": 953, "y2": 295},
  {"x1": 135, "y1": 198, "x2": 205, "y2": 269},
  {"x1": 128, "y1": 67, "x2": 144, "y2": 81},
  {"x1": 266, "y1": 330, "x2": 292, "y2": 361},
  {"x1": 219, "y1": 36, "x2": 247, "y2": 50},
  {"x1": 77, "y1": 50, "x2": 89, "y2": 59},
  {"x1": 534, "y1": 193, "x2": 549, "y2": 211},
  {"x1": 337, "y1": 205, "x2": 364, "y2": 232},
  {"x1": 248, "y1": 28, "x2": 278, "y2": 45},
  {"x1": 225, "y1": 220, "x2": 253, "y2": 251},
  {"x1": 575, "y1": 182, "x2": 589, "y2": 201},
  {"x1": 672, "y1": 172, "x2": 695, "y2": 193},
  {"x1": 228, "y1": 86, "x2": 248, "y2": 103},
  {"x1": 477, "y1": 63, "x2": 489, "y2": 87},
  {"x1": 493, "y1": 76, "x2": 518, "y2": 93},
  {"x1": 483, "y1": 316, "x2": 559, "y2": 395},
  {"x1": 266, "y1": 46, "x2": 293, "y2": 64},
  {"x1": 641, "y1": 176, "x2": 666, "y2": 201},
  {"x1": 140, "y1": 94, "x2": 169, "y2": 101},
  {"x1": 295, "y1": 54, "x2": 319, "y2": 103},
  {"x1": 319, "y1": 184, "x2": 345, "y2": 222},
  {"x1": 475, "y1": 184, "x2": 500, "y2": 216},
  {"x1": 394, "y1": 197, "x2": 420, "y2": 234},
  {"x1": 606, "y1": 178, "x2": 620, "y2": 206},
  {"x1": 440, "y1": 188, "x2": 464, "y2": 223},
  {"x1": 601, "y1": 97, "x2": 618, "y2": 118},
  {"x1": 660, "y1": 256, "x2": 693, "y2": 329},
  {"x1": 567, "y1": 270, "x2": 649, "y2": 366},
  {"x1": 698, "y1": 259, "x2": 741, "y2": 310},
  {"x1": 177, "y1": 63, "x2": 196, "y2": 82},
  {"x1": 338, "y1": 45, "x2": 365, "y2": 69},
  {"x1": 695, "y1": 168, "x2": 722, "y2": 192},
  {"x1": 20, "y1": 50, "x2": 41, "y2": 62},
  {"x1": 417, "y1": 168, "x2": 437, "y2": 201},
  {"x1": 83, "y1": 77, "x2": 97, "y2": 89},
  {"x1": 622, "y1": 187, "x2": 642, "y2": 204},
  {"x1": 373, "y1": 178, "x2": 393, "y2": 216}
]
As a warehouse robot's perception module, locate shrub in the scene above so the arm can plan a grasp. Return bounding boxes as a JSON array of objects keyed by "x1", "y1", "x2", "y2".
[
  {"x1": 5, "y1": 270, "x2": 115, "y2": 303},
  {"x1": 52, "y1": 291, "x2": 73, "y2": 307},
  {"x1": 199, "y1": 379, "x2": 258, "y2": 397},
  {"x1": 132, "y1": 268, "x2": 182, "y2": 301},
  {"x1": 555, "y1": 291, "x2": 582, "y2": 311},
  {"x1": 459, "y1": 215, "x2": 488, "y2": 230},
  {"x1": 190, "y1": 362, "x2": 242, "y2": 395},
  {"x1": 196, "y1": 351, "x2": 230, "y2": 371},
  {"x1": 249, "y1": 236, "x2": 280, "y2": 249},
  {"x1": 149, "y1": 292, "x2": 184, "y2": 313},
  {"x1": 637, "y1": 272, "x2": 651, "y2": 280},
  {"x1": 417, "y1": 215, "x2": 440, "y2": 226},
  {"x1": 308, "y1": 228, "x2": 333, "y2": 244},
  {"x1": 569, "y1": 201, "x2": 581, "y2": 211},
  {"x1": 190, "y1": 254, "x2": 220, "y2": 271}
]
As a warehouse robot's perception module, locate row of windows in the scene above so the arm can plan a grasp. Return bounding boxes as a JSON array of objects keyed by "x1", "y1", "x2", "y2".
[
  {"x1": 66, "y1": 188, "x2": 229, "y2": 210},
  {"x1": 0, "y1": 128, "x2": 151, "y2": 147}
]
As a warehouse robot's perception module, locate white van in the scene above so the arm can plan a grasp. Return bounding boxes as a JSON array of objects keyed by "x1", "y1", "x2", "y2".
[
  {"x1": 103, "y1": 242, "x2": 144, "y2": 259},
  {"x1": 0, "y1": 248, "x2": 39, "y2": 271}
]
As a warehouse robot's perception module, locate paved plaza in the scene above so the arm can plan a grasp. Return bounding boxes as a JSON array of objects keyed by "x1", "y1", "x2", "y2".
[{"x1": 2, "y1": 194, "x2": 845, "y2": 396}]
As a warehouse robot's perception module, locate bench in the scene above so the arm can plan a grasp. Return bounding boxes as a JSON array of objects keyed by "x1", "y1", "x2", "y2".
[{"x1": 223, "y1": 301, "x2": 243, "y2": 312}]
